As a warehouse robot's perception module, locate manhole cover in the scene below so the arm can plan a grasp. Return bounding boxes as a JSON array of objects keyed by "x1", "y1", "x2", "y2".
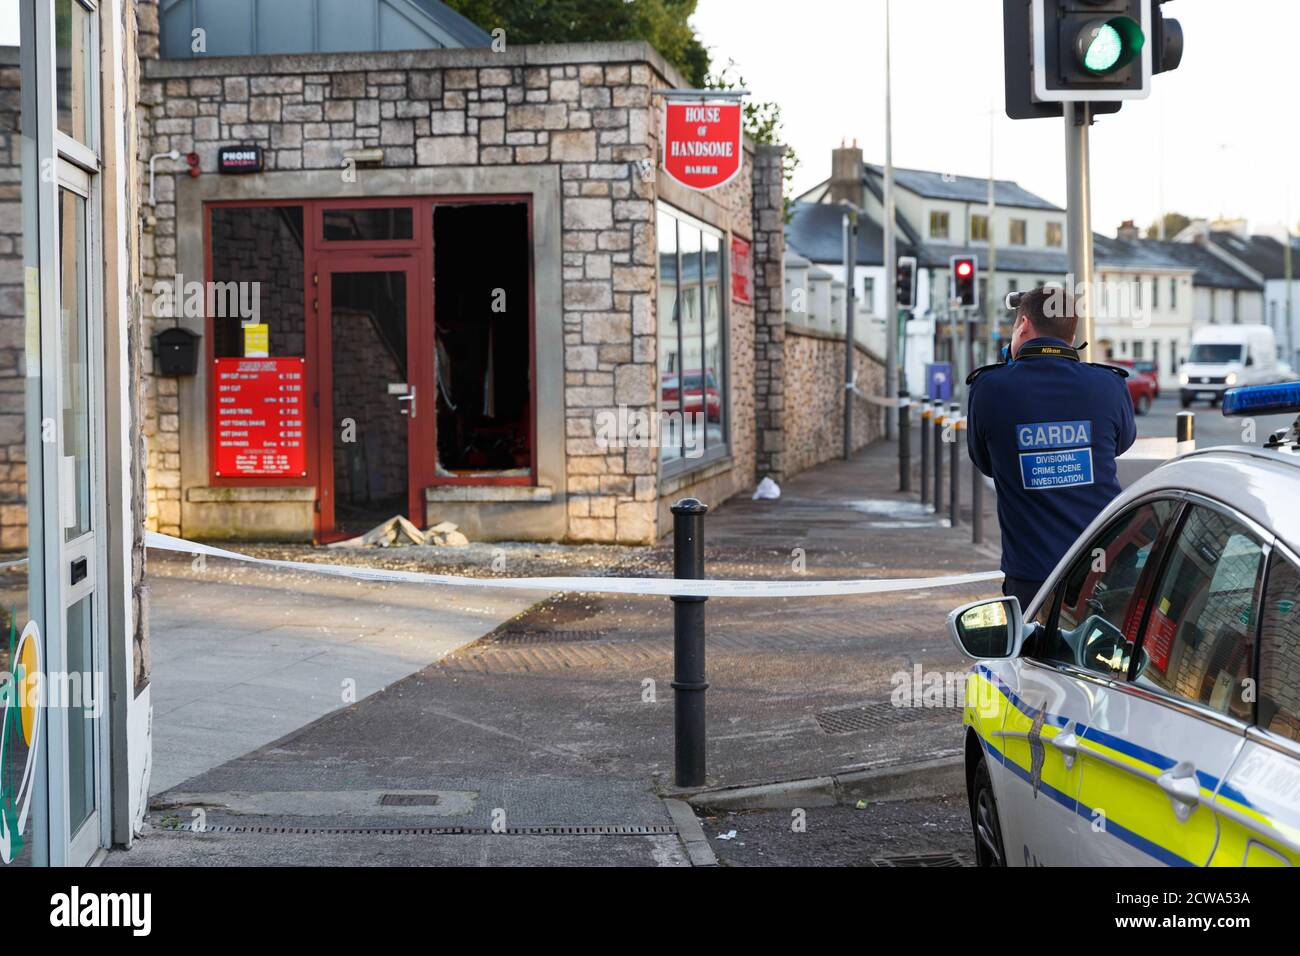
[
  {"x1": 872, "y1": 852, "x2": 967, "y2": 867},
  {"x1": 379, "y1": 793, "x2": 441, "y2": 807},
  {"x1": 495, "y1": 629, "x2": 606, "y2": 645},
  {"x1": 813, "y1": 702, "x2": 947, "y2": 735}
]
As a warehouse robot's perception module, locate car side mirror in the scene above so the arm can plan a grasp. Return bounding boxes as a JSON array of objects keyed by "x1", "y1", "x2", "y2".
[{"x1": 947, "y1": 597, "x2": 1025, "y2": 660}]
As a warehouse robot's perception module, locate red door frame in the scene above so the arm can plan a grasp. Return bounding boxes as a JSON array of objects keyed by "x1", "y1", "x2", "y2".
[
  {"x1": 315, "y1": 254, "x2": 432, "y2": 535},
  {"x1": 202, "y1": 195, "x2": 538, "y2": 539}
]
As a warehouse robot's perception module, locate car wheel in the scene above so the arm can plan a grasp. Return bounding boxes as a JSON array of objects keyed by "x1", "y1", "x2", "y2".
[
  {"x1": 970, "y1": 757, "x2": 1006, "y2": 867},
  {"x1": 1136, "y1": 394, "x2": 1151, "y2": 416}
]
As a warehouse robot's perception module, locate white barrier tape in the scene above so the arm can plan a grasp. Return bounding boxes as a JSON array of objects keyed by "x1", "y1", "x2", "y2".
[{"x1": 145, "y1": 530, "x2": 1002, "y2": 599}]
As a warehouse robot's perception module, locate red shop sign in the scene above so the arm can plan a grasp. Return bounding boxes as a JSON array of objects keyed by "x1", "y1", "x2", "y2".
[
  {"x1": 213, "y1": 357, "x2": 307, "y2": 478},
  {"x1": 661, "y1": 99, "x2": 744, "y2": 191},
  {"x1": 731, "y1": 236, "x2": 753, "y2": 305}
]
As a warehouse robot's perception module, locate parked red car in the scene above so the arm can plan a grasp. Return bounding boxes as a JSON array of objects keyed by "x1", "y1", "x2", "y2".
[
  {"x1": 1110, "y1": 358, "x2": 1161, "y2": 400},
  {"x1": 1105, "y1": 362, "x2": 1156, "y2": 415},
  {"x1": 660, "y1": 369, "x2": 722, "y2": 422}
]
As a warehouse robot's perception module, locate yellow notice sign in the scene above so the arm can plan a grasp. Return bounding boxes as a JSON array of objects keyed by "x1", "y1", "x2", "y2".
[{"x1": 243, "y1": 323, "x2": 269, "y2": 358}]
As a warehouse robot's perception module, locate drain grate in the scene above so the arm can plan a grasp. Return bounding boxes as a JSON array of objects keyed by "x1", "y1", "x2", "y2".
[
  {"x1": 170, "y1": 822, "x2": 676, "y2": 837},
  {"x1": 814, "y1": 702, "x2": 946, "y2": 735},
  {"x1": 378, "y1": 793, "x2": 441, "y2": 807},
  {"x1": 871, "y1": 852, "x2": 967, "y2": 868},
  {"x1": 494, "y1": 629, "x2": 606, "y2": 645}
]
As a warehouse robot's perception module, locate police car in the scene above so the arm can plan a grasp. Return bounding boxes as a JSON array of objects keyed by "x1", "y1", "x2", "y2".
[{"x1": 949, "y1": 382, "x2": 1300, "y2": 866}]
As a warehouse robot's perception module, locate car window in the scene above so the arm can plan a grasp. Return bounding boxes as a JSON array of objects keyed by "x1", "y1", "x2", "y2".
[
  {"x1": 1258, "y1": 555, "x2": 1300, "y2": 742},
  {"x1": 1030, "y1": 500, "x2": 1177, "y2": 675},
  {"x1": 1132, "y1": 506, "x2": 1264, "y2": 721}
]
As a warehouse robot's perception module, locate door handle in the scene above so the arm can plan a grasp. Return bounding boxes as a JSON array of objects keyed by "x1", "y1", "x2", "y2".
[
  {"x1": 396, "y1": 385, "x2": 416, "y2": 419},
  {"x1": 1156, "y1": 760, "x2": 1201, "y2": 823},
  {"x1": 1049, "y1": 720, "x2": 1079, "y2": 770}
]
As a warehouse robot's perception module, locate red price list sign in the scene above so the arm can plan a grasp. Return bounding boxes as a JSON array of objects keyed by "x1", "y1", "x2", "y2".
[{"x1": 213, "y1": 357, "x2": 307, "y2": 478}]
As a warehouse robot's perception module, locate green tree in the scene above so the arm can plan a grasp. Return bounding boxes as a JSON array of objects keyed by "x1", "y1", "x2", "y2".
[
  {"x1": 707, "y1": 62, "x2": 799, "y2": 221},
  {"x1": 1146, "y1": 212, "x2": 1193, "y2": 240},
  {"x1": 444, "y1": 0, "x2": 711, "y2": 86}
]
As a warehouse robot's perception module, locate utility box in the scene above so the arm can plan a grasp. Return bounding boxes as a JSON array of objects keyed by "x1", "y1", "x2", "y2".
[
  {"x1": 926, "y1": 362, "x2": 953, "y2": 402},
  {"x1": 154, "y1": 327, "x2": 200, "y2": 376}
]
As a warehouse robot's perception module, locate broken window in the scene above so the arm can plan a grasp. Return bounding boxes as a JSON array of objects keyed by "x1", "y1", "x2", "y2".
[{"x1": 432, "y1": 202, "x2": 532, "y2": 477}]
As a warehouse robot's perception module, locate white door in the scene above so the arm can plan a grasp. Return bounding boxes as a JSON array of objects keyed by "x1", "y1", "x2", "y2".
[
  {"x1": 1020, "y1": 497, "x2": 1182, "y2": 865},
  {"x1": 53, "y1": 163, "x2": 108, "y2": 868}
]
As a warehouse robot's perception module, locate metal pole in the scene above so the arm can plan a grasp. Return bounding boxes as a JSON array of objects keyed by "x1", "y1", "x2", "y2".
[
  {"x1": 949, "y1": 404, "x2": 961, "y2": 527},
  {"x1": 1065, "y1": 102, "x2": 1095, "y2": 362},
  {"x1": 898, "y1": 391, "x2": 911, "y2": 491},
  {"x1": 883, "y1": 0, "x2": 898, "y2": 439},
  {"x1": 843, "y1": 210, "x2": 858, "y2": 460},
  {"x1": 1285, "y1": 227, "x2": 1294, "y2": 368},
  {"x1": 920, "y1": 400, "x2": 931, "y2": 504},
  {"x1": 1176, "y1": 411, "x2": 1195, "y2": 457},
  {"x1": 932, "y1": 402, "x2": 945, "y2": 515},
  {"x1": 972, "y1": 455, "x2": 984, "y2": 545},
  {"x1": 671, "y1": 498, "x2": 708, "y2": 788}
]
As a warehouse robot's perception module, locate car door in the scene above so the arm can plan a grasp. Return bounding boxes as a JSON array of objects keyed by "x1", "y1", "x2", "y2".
[
  {"x1": 996, "y1": 499, "x2": 1177, "y2": 866},
  {"x1": 1211, "y1": 546, "x2": 1300, "y2": 866},
  {"x1": 1075, "y1": 502, "x2": 1263, "y2": 866}
]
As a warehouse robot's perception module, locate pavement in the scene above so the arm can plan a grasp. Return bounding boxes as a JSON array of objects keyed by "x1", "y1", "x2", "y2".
[{"x1": 111, "y1": 430, "x2": 1003, "y2": 867}]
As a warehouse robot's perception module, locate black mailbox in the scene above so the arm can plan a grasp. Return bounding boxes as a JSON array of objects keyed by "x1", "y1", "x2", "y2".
[{"x1": 153, "y1": 327, "x2": 200, "y2": 376}]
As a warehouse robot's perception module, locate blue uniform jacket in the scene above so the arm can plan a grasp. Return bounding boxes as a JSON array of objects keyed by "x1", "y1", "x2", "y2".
[{"x1": 967, "y1": 336, "x2": 1137, "y2": 582}]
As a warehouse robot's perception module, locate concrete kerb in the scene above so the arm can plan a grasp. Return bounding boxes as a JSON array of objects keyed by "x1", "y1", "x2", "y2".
[{"x1": 677, "y1": 754, "x2": 965, "y2": 813}]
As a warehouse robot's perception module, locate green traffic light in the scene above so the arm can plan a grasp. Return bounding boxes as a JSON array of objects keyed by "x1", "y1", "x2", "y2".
[
  {"x1": 1083, "y1": 24, "x2": 1123, "y2": 72},
  {"x1": 1076, "y1": 16, "x2": 1145, "y2": 76}
]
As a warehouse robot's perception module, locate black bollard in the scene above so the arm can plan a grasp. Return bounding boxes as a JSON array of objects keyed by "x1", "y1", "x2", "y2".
[
  {"x1": 1176, "y1": 411, "x2": 1195, "y2": 455},
  {"x1": 898, "y1": 391, "x2": 911, "y2": 493},
  {"x1": 671, "y1": 498, "x2": 708, "y2": 788},
  {"x1": 932, "y1": 403, "x2": 945, "y2": 516},
  {"x1": 949, "y1": 403, "x2": 962, "y2": 527},
  {"x1": 920, "y1": 400, "x2": 931, "y2": 505}
]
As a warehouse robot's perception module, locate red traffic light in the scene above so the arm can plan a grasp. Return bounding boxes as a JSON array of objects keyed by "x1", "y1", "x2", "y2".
[{"x1": 956, "y1": 260, "x2": 974, "y2": 278}]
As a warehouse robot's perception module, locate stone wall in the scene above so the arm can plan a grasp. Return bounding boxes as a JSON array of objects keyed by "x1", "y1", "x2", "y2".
[
  {"x1": 781, "y1": 326, "x2": 886, "y2": 479},
  {"x1": 751, "y1": 144, "x2": 786, "y2": 484},
  {"x1": 136, "y1": 41, "x2": 766, "y2": 544},
  {"x1": 0, "y1": 53, "x2": 24, "y2": 552}
]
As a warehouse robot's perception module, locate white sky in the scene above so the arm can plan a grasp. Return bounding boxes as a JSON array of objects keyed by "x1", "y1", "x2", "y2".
[{"x1": 692, "y1": 0, "x2": 1299, "y2": 237}]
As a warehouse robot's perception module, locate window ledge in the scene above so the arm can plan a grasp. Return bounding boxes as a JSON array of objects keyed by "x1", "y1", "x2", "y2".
[
  {"x1": 660, "y1": 452, "x2": 733, "y2": 495},
  {"x1": 425, "y1": 484, "x2": 554, "y2": 504},
  {"x1": 187, "y1": 486, "x2": 316, "y2": 503}
]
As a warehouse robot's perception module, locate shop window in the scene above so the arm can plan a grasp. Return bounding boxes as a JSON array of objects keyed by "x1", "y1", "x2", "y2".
[
  {"x1": 209, "y1": 205, "x2": 305, "y2": 358},
  {"x1": 55, "y1": 0, "x2": 94, "y2": 145},
  {"x1": 657, "y1": 205, "x2": 728, "y2": 466},
  {"x1": 322, "y1": 207, "x2": 414, "y2": 242},
  {"x1": 432, "y1": 202, "x2": 532, "y2": 477}
]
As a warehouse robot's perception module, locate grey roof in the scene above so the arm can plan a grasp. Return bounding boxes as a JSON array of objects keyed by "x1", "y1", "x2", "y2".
[
  {"x1": 1205, "y1": 232, "x2": 1300, "y2": 280},
  {"x1": 865, "y1": 164, "x2": 1064, "y2": 212},
  {"x1": 785, "y1": 201, "x2": 916, "y2": 267},
  {"x1": 159, "y1": 0, "x2": 492, "y2": 59},
  {"x1": 919, "y1": 242, "x2": 1068, "y2": 274},
  {"x1": 1112, "y1": 238, "x2": 1264, "y2": 291}
]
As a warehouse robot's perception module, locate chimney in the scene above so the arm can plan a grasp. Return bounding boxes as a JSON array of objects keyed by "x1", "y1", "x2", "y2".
[
  {"x1": 829, "y1": 139, "x2": 864, "y2": 206},
  {"x1": 1117, "y1": 219, "x2": 1140, "y2": 241}
]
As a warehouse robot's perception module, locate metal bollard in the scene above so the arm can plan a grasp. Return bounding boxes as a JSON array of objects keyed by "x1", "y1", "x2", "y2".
[
  {"x1": 671, "y1": 498, "x2": 708, "y2": 788},
  {"x1": 949, "y1": 404, "x2": 962, "y2": 527},
  {"x1": 971, "y1": 451, "x2": 984, "y2": 545},
  {"x1": 920, "y1": 400, "x2": 932, "y2": 505},
  {"x1": 932, "y1": 403, "x2": 945, "y2": 515},
  {"x1": 1176, "y1": 411, "x2": 1195, "y2": 457},
  {"x1": 898, "y1": 391, "x2": 911, "y2": 493}
]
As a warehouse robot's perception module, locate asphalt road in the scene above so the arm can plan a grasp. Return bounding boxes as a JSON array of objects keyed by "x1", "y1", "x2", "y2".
[{"x1": 1137, "y1": 394, "x2": 1296, "y2": 449}]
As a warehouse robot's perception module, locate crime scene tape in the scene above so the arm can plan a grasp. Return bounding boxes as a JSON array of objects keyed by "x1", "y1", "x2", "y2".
[{"x1": 145, "y1": 530, "x2": 1003, "y2": 599}]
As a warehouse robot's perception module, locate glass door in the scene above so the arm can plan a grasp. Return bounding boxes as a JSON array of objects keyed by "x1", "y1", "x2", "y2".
[{"x1": 55, "y1": 162, "x2": 106, "y2": 867}]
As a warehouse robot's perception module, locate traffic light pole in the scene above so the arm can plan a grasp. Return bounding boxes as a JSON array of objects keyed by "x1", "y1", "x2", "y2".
[
  {"x1": 882, "y1": 0, "x2": 898, "y2": 440},
  {"x1": 1064, "y1": 101, "x2": 1095, "y2": 363},
  {"x1": 843, "y1": 209, "x2": 858, "y2": 461}
]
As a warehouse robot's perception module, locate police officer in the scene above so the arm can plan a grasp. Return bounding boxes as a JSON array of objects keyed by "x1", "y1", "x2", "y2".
[{"x1": 967, "y1": 286, "x2": 1136, "y2": 612}]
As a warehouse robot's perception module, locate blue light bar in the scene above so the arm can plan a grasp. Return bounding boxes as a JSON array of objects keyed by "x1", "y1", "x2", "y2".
[{"x1": 1222, "y1": 382, "x2": 1300, "y2": 417}]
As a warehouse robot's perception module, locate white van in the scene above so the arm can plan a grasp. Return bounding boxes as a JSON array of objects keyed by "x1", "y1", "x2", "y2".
[{"x1": 1179, "y1": 324, "x2": 1278, "y2": 408}]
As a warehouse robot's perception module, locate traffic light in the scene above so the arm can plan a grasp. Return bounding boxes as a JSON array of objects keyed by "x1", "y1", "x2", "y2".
[
  {"x1": 1003, "y1": 1, "x2": 1182, "y2": 119},
  {"x1": 896, "y1": 256, "x2": 918, "y2": 310},
  {"x1": 951, "y1": 256, "x2": 977, "y2": 308}
]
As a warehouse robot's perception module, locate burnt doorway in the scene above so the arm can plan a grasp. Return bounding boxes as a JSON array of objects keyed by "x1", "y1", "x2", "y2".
[
  {"x1": 432, "y1": 202, "x2": 533, "y2": 482},
  {"x1": 319, "y1": 262, "x2": 425, "y2": 535}
]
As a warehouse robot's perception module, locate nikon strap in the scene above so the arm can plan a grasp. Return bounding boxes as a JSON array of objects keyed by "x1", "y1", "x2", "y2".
[{"x1": 1015, "y1": 344, "x2": 1080, "y2": 362}]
